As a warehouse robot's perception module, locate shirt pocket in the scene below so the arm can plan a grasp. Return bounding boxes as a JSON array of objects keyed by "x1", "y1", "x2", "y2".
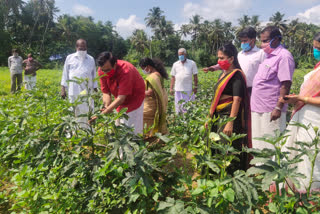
[{"x1": 259, "y1": 64, "x2": 277, "y2": 80}]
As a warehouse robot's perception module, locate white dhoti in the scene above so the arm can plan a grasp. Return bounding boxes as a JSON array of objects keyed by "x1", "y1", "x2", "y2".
[
  {"x1": 24, "y1": 75, "x2": 36, "y2": 90},
  {"x1": 69, "y1": 95, "x2": 94, "y2": 131},
  {"x1": 251, "y1": 111, "x2": 287, "y2": 150},
  {"x1": 116, "y1": 102, "x2": 144, "y2": 135}
]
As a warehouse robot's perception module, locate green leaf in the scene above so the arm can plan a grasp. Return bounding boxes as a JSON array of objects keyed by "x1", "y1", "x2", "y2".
[
  {"x1": 222, "y1": 188, "x2": 235, "y2": 202},
  {"x1": 192, "y1": 188, "x2": 204, "y2": 196},
  {"x1": 268, "y1": 202, "x2": 277, "y2": 213},
  {"x1": 296, "y1": 207, "x2": 308, "y2": 214}
]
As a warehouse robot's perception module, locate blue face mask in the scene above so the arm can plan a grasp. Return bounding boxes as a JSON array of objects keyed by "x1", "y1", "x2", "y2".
[
  {"x1": 314, "y1": 48, "x2": 320, "y2": 61},
  {"x1": 179, "y1": 55, "x2": 185, "y2": 61},
  {"x1": 241, "y1": 42, "x2": 252, "y2": 52}
]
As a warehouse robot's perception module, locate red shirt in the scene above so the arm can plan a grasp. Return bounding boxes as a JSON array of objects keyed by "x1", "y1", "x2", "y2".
[{"x1": 98, "y1": 60, "x2": 145, "y2": 113}]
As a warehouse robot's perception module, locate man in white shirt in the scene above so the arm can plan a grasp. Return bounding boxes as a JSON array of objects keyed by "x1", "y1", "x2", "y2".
[
  {"x1": 170, "y1": 48, "x2": 198, "y2": 114},
  {"x1": 61, "y1": 39, "x2": 98, "y2": 129},
  {"x1": 8, "y1": 49, "x2": 23, "y2": 93},
  {"x1": 204, "y1": 27, "x2": 265, "y2": 96}
]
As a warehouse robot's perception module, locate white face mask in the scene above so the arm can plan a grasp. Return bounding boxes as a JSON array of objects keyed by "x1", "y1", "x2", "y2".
[
  {"x1": 77, "y1": 50, "x2": 87, "y2": 60},
  {"x1": 142, "y1": 69, "x2": 151, "y2": 75}
]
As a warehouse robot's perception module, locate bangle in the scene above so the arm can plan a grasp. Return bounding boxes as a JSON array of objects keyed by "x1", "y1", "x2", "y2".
[
  {"x1": 275, "y1": 106, "x2": 281, "y2": 111},
  {"x1": 304, "y1": 97, "x2": 309, "y2": 103}
]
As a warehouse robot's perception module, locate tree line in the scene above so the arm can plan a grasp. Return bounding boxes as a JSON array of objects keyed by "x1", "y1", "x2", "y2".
[{"x1": 1, "y1": 0, "x2": 320, "y2": 68}]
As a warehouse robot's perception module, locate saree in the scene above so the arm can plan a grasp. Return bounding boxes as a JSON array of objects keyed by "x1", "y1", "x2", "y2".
[
  {"x1": 284, "y1": 66, "x2": 320, "y2": 192},
  {"x1": 209, "y1": 69, "x2": 251, "y2": 172},
  {"x1": 143, "y1": 73, "x2": 168, "y2": 136}
]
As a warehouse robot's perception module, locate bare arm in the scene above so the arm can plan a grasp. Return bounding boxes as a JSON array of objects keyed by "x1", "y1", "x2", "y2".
[
  {"x1": 223, "y1": 96, "x2": 242, "y2": 136},
  {"x1": 271, "y1": 81, "x2": 291, "y2": 121},
  {"x1": 8, "y1": 58, "x2": 11, "y2": 69},
  {"x1": 170, "y1": 76, "x2": 175, "y2": 95},
  {"x1": 103, "y1": 93, "x2": 112, "y2": 108},
  {"x1": 101, "y1": 95, "x2": 127, "y2": 114},
  {"x1": 193, "y1": 74, "x2": 198, "y2": 94},
  {"x1": 145, "y1": 88, "x2": 154, "y2": 96}
]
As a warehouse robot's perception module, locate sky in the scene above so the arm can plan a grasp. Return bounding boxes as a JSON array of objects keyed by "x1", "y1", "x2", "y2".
[{"x1": 54, "y1": 0, "x2": 320, "y2": 38}]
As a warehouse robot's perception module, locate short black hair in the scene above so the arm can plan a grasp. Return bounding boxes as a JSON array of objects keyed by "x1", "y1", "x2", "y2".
[
  {"x1": 261, "y1": 26, "x2": 282, "y2": 41},
  {"x1": 238, "y1": 27, "x2": 257, "y2": 39},
  {"x1": 96, "y1": 51, "x2": 117, "y2": 67},
  {"x1": 314, "y1": 32, "x2": 320, "y2": 42}
]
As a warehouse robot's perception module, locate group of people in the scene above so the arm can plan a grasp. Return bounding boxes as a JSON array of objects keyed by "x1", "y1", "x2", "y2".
[
  {"x1": 8, "y1": 50, "x2": 42, "y2": 93},
  {"x1": 10, "y1": 25, "x2": 320, "y2": 192}
]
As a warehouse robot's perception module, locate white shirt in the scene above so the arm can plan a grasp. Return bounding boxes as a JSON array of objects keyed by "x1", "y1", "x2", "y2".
[
  {"x1": 171, "y1": 59, "x2": 198, "y2": 91},
  {"x1": 8, "y1": 56, "x2": 23, "y2": 74},
  {"x1": 238, "y1": 46, "x2": 266, "y2": 87},
  {"x1": 61, "y1": 52, "x2": 98, "y2": 99}
]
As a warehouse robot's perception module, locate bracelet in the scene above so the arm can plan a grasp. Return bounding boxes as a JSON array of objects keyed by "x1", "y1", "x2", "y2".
[
  {"x1": 275, "y1": 106, "x2": 281, "y2": 111},
  {"x1": 304, "y1": 97, "x2": 309, "y2": 103}
]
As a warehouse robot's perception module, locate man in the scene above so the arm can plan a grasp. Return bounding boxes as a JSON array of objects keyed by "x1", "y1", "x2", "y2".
[
  {"x1": 8, "y1": 49, "x2": 23, "y2": 93},
  {"x1": 91, "y1": 51, "x2": 145, "y2": 135},
  {"x1": 251, "y1": 26, "x2": 295, "y2": 150},
  {"x1": 61, "y1": 39, "x2": 97, "y2": 129},
  {"x1": 23, "y1": 53, "x2": 42, "y2": 90},
  {"x1": 170, "y1": 48, "x2": 198, "y2": 114},
  {"x1": 204, "y1": 27, "x2": 265, "y2": 96}
]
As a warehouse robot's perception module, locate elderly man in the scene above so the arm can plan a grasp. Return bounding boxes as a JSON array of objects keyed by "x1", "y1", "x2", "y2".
[
  {"x1": 8, "y1": 49, "x2": 23, "y2": 93},
  {"x1": 251, "y1": 26, "x2": 295, "y2": 150},
  {"x1": 61, "y1": 39, "x2": 98, "y2": 128},
  {"x1": 91, "y1": 51, "x2": 145, "y2": 135},
  {"x1": 204, "y1": 27, "x2": 265, "y2": 97},
  {"x1": 23, "y1": 53, "x2": 42, "y2": 90},
  {"x1": 170, "y1": 48, "x2": 198, "y2": 114}
]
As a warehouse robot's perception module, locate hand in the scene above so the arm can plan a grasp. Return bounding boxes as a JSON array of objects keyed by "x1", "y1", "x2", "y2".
[
  {"x1": 100, "y1": 107, "x2": 106, "y2": 112},
  {"x1": 205, "y1": 122, "x2": 208, "y2": 129},
  {"x1": 203, "y1": 67, "x2": 209, "y2": 73},
  {"x1": 270, "y1": 109, "x2": 281, "y2": 122},
  {"x1": 88, "y1": 116, "x2": 98, "y2": 125},
  {"x1": 145, "y1": 90, "x2": 153, "y2": 96},
  {"x1": 282, "y1": 94, "x2": 300, "y2": 104},
  {"x1": 223, "y1": 121, "x2": 233, "y2": 136},
  {"x1": 170, "y1": 88, "x2": 174, "y2": 96},
  {"x1": 193, "y1": 87, "x2": 197, "y2": 94},
  {"x1": 94, "y1": 88, "x2": 98, "y2": 92}
]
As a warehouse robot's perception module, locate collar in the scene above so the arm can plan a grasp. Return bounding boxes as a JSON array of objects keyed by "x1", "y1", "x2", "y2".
[
  {"x1": 268, "y1": 44, "x2": 283, "y2": 56},
  {"x1": 179, "y1": 59, "x2": 188, "y2": 64},
  {"x1": 75, "y1": 52, "x2": 88, "y2": 59},
  {"x1": 241, "y1": 45, "x2": 259, "y2": 54}
]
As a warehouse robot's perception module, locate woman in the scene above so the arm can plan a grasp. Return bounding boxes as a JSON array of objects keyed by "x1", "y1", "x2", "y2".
[
  {"x1": 209, "y1": 43, "x2": 251, "y2": 172},
  {"x1": 280, "y1": 32, "x2": 320, "y2": 192},
  {"x1": 139, "y1": 58, "x2": 168, "y2": 137}
]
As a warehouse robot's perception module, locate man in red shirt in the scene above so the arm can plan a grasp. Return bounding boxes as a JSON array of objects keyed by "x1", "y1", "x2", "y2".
[{"x1": 91, "y1": 52, "x2": 145, "y2": 134}]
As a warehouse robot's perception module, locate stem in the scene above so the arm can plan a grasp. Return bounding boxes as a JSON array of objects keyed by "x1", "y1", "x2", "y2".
[{"x1": 307, "y1": 136, "x2": 319, "y2": 197}]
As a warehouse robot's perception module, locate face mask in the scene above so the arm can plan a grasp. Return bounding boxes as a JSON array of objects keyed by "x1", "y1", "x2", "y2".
[
  {"x1": 142, "y1": 69, "x2": 151, "y2": 75},
  {"x1": 241, "y1": 42, "x2": 252, "y2": 52},
  {"x1": 28, "y1": 57, "x2": 33, "y2": 61},
  {"x1": 106, "y1": 69, "x2": 116, "y2": 78},
  {"x1": 314, "y1": 48, "x2": 320, "y2": 61},
  {"x1": 77, "y1": 50, "x2": 87, "y2": 60},
  {"x1": 261, "y1": 42, "x2": 275, "y2": 54},
  {"x1": 179, "y1": 55, "x2": 185, "y2": 61},
  {"x1": 13, "y1": 53, "x2": 18, "y2": 57},
  {"x1": 218, "y1": 59, "x2": 231, "y2": 71}
]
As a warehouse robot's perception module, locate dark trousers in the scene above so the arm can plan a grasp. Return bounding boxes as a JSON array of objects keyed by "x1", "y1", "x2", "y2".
[{"x1": 11, "y1": 73, "x2": 22, "y2": 93}]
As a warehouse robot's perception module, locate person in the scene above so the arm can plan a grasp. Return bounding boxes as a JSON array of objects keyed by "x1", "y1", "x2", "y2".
[
  {"x1": 61, "y1": 39, "x2": 97, "y2": 129},
  {"x1": 23, "y1": 53, "x2": 42, "y2": 90},
  {"x1": 250, "y1": 26, "x2": 295, "y2": 150},
  {"x1": 8, "y1": 49, "x2": 23, "y2": 93},
  {"x1": 139, "y1": 57, "x2": 168, "y2": 137},
  {"x1": 90, "y1": 52, "x2": 145, "y2": 135},
  {"x1": 279, "y1": 32, "x2": 320, "y2": 192},
  {"x1": 208, "y1": 43, "x2": 251, "y2": 173},
  {"x1": 204, "y1": 27, "x2": 265, "y2": 97},
  {"x1": 170, "y1": 48, "x2": 198, "y2": 114}
]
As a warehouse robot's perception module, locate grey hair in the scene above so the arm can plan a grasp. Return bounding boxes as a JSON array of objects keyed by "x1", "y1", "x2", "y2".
[{"x1": 178, "y1": 48, "x2": 187, "y2": 54}]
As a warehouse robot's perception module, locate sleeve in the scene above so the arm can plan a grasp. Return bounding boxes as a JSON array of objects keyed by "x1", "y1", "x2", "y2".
[
  {"x1": 192, "y1": 61, "x2": 198, "y2": 75},
  {"x1": 232, "y1": 74, "x2": 245, "y2": 98},
  {"x1": 99, "y1": 70, "x2": 110, "y2": 94},
  {"x1": 277, "y1": 54, "x2": 295, "y2": 82},
  {"x1": 170, "y1": 64, "x2": 176, "y2": 76},
  {"x1": 8, "y1": 57, "x2": 11, "y2": 69},
  {"x1": 118, "y1": 70, "x2": 134, "y2": 96},
  {"x1": 61, "y1": 57, "x2": 69, "y2": 87}
]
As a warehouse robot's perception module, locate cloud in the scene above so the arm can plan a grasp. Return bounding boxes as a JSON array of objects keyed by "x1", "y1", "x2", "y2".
[
  {"x1": 285, "y1": 0, "x2": 319, "y2": 5},
  {"x1": 183, "y1": 0, "x2": 252, "y2": 22},
  {"x1": 291, "y1": 5, "x2": 320, "y2": 24},
  {"x1": 72, "y1": 4, "x2": 94, "y2": 16},
  {"x1": 115, "y1": 15, "x2": 146, "y2": 38}
]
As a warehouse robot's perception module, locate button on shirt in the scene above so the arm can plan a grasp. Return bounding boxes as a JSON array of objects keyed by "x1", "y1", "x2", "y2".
[
  {"x1": 251, "y1": 45, "x2": 295, "y2": 113},
  {"x1": 171, "y1": 59, "x2": 198, "y2": 91},
  {"x1": 238, "y1": 46, "x2": 266, "y2": 87},
  {"x1": 8, "y1": 56, "x2": 23, "y2": 74},
  {"x1": 61, "y1": 52, "x2": 97, "y2": 98}
]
